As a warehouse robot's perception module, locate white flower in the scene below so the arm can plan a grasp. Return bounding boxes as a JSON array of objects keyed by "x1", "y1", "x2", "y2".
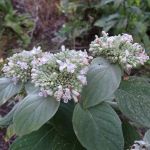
[
  {"x1": 102, "y1": 31, "x2": 108, "y2": 36},
  {"x1": 31, "y1": 46, "x2": 42, "y2": 55},
  {"x1": 121, "y1": 33, "x2": 133, "y2": 43},
  {"x1": 89, "y1": 31, "x2": 149, "y2": 72},
  {"x1": 77, "y1": 75, "x2": 87, "y2": 85},
  {"x1": 72, "y1": 90, "x2": 80, "y2": 97},
  {"x1": 130, "y1": 140, "x2": 150, "y2": 150},
  {"x1": 2, "y1": 46, "x2": 44, "y2": 83},
  {"x1": 40, "y1": 56, "x2": 49, "y2": 64},
  {"x1": 11, "y1": 77, "x2": 19, "y2": 85},
  {"x1": 125, "y1": 50, "x2": 130, "y2": 57},
  {"x1": 57, "y1": 60, "x2": 67, "y2": 71},
  {"x1": 17, "y1": 61, "x2": 28, "y2": 70},
  {"x1": 137, "y1": 51, "x2": 149, "y2": 65},
  {"x1": 39, "y1": 90, "x2": 48, "y2": 97},
  {"x1": 61, "y1": 45, "x2": 66, "y2": 51},
  {"x1": 54, "y1": 86, "x2": 63, "y2": 101},
  {"x1": 31, "y1": 48, "x2": 90, "y2": 103},
  {"x1": 72, "y1": 90, "x2": 80, "y2": 103},
  {"x1": 57, "y1": 59, "x2": 77, "y2": 73},
  {"x1": 66, "y1": 60, "x2": 77, "y2": 73},
  {"x1": 62, "y1": 88, "x2": 72, "y2": 103},
  {"x1": 80, "y1": 67, "x2": 89, "y2": 75}
]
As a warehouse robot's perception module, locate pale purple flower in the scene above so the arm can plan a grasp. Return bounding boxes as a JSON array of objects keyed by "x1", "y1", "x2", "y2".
[
  {"x1": 72, "y1": 90, "x2": 80, "y2": 103},
  {"x1": 80, "y1": 67, "x2": 89, "y2": 75},
  {"x1": 39, "y1": 90, "x2": 48, "y2": 97},
  {"x1": 77, "y1": 75, "x2": 87, "y2": 85},
  {"x1": 12, "y1": 77, "x2": 19, "y2": 85},
  {"x1": 137, "y1": 51, "x2": 149, "y2": 65},
  {"x1": 62, "y1": 88, "x2": 72, "y2": 103},
  {"x1": 17, "y1": 61, "x2": 28, "y2": 70},
  {"x1": 56, "y1": 60, "x2": 67, "y2": 71},
  {"x1": 54, "y1": 86, "x2": 63, "y2": 101},
  {"x1": 107, "y1": 37, "x2": 115, "y2": 46},
  {"x1": 66, "y1": 60, "x2": 76, "y2": 73},
  {"x1": 121, "y1": 34, "x2": 133, "y2": 43},
  {"x1": 57, "y1": 59, "x2": 77, "y2": 73},
  {"x1": 72, "y1": 90, "x2": 80, "y2": 97},
  {"x1": 40, "y1": 57, "x2": 49, "y2": 64}
]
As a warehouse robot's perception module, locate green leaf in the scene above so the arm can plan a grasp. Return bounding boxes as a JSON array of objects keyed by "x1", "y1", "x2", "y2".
[
  {"x1": 73, "y1": 103, "x2": 124, "y2": 150},
  {"x1": 10, "y1": 124, "x2": 85, "y2": 150},
  {"x1": 100, "y1": 0, "x2": 114, "y2": 6},
  {"x1": 13, "y1": 93, "x2": 60, "y2": 136},
  {"x1": 52, "y1": 101, "x2": 76, "y2": 140},
  {"x1": 94, "y1": 14, "x2": 119, "y2": 31},
  {"x1": 144, "y1": 129, "x2": 150, "y2": 144},
  {"x1": 115, "y1": 77, "x2": 150, "y2": 128},
  {"x1": 122, "y1": 121, "x2": 140, "y2": 149},
  {"x1": 0, "y1": 103, "x2": 18, "y2": 127},
  {"x1": 0, "y1": 77, "x2": 22, "y2": 105},
  {"x1": 81, "y1": 57, "x2": 121, "y2": 109},
  {"x1": 25, "y1": 81, "x2": 39, "y2": 94}
]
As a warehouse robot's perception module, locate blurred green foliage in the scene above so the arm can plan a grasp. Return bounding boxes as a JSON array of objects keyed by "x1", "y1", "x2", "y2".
[
  {"x1": 59, "y1": 0, "x2": 150, "y2": 51},
  {"x1": 0, "y1": 0, "x2": 34, "y2": 47}
]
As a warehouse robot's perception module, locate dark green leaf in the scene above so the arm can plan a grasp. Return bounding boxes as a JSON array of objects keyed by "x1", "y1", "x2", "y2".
[
  {"x1": 94, "y1": 14, "x2": 119, "y2": 31},
  {"x1": 122, "y1": 121, "x2": 140, "y2": 149},
  {"x1": 13, "y1": 93, "x2": 60, "y2": 136},
  {"x1": 0, "y1": 78, "x2": 22, "y2": 105},
  {"x1": 115, "y1": 77, "x2": 150, "y2": 128},
  {"x1": 52, "y1": 101, "x2": 76, "y2": 140},
  {"x1": 10, "y1": 124, "x2": 85, "y2": 150},
  {"x1": 100, "y1": 0, "x2": 114, "y2": 6},
  {"x1": 81, "y1": 57, "x2": 121, "y2": 109},
  {"x1": 73, "y1": 103, "x2": 124, "y2": 150},
  {"x1": 25, "y1": 81, "x2": 39, "y2": 94}
]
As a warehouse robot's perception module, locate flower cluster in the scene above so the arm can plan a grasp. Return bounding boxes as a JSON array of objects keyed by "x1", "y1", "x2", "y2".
[
  {"x1": 2, "y1": 47, "x2": 42, "y2": 83},
  {"x1": 130, "y1": 140, "x2": 150, "y2": 150},
  {"x1": 31, "y1": 47, "x2": 92, "y2": 103},
  {"x1": 89, "y1": 31, "x2": 149, "y2": 72}
]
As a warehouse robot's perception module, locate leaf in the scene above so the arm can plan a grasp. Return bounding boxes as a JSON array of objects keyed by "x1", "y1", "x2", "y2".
[
  {"x1": 94, "y1": 14, "x2": 119, "y2": 31},
  {"x1": 0, "y1": 103, "x2": 18, "y2": 127},
  {"x1": 0, "y1": 77, "x2": 22, "y2": 105},
  {"x1": 143, "y1": 34, "x2": 150, "y2": 50},
  {"x1": 122, "y1": 121, "x2": 140, "y2": 149},
  {"x1": 81, "y1": 57, "x2": 121, "y2": 109},
  {"x1": 25, "y1": 81, "x2": 39, "y2": 94},
  {"x1": 52, "y1": 101, "x2": 76, "y2": 140},
  {"x1": 13, "y1": 93, "x2": 60, "y2": 136},
  {"x1": 100, "y1": 0, "x2": 114, "y2": 6},
  {"x1": 10, "y1": 124, "x2": 85, "y2": 150},
  {"x1": 115, "y1": 77, "x2": 150, "y2": 128},
  {"x1": 73, "y1": 103, "x2": 124, "y2": 150}
]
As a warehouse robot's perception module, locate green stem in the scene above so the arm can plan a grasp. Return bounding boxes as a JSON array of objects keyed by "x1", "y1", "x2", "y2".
[{"x1": 106, "y1": 101, "x2": 120, "y2": 110}]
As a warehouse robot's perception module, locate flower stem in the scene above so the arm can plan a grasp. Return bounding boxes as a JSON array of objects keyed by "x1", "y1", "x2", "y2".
[{"x1": 106, "y1": 101, "x2": 120, "y2": 110}]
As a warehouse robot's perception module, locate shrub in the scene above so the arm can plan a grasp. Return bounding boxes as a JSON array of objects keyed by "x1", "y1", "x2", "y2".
[
  {"x1": 0, "y1": 32, "x2": 150, "y2": 150},
  {"x1": 59, "y1": 0, "x2": 150, "y2": 51}
]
